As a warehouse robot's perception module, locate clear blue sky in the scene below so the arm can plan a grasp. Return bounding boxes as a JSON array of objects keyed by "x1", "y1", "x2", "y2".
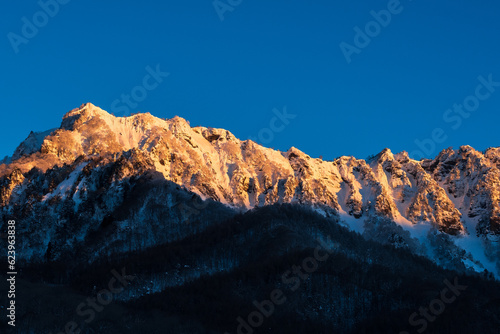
[{"x1": 1, "y1": 0, "x2": 499, "y2": 161}]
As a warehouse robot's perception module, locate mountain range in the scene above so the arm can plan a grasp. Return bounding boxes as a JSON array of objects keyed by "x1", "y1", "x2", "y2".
[{"x1": 1, "y1": 103, "x2": 500, "y2": 333}]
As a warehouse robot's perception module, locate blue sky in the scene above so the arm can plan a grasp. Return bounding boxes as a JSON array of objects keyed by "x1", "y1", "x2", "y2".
[{"x1": 1, "y1": 0, "x2": 499, "y2": 161}]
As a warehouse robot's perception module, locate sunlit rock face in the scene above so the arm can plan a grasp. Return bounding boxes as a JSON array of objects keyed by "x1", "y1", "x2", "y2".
[{"x1": 1, "y1": 103, "x2": 500, "y2": 271}]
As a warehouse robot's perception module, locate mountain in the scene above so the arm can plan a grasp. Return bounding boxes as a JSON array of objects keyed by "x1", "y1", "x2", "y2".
[
  {"x1": 2, "y1": 103, "x2": 500, "y2": 333},
  {"x1": 4, "y1": 204, "x2": 498, "y2": 334},
  {"x1": 1, "y1": 103, "x2": 500, "y2": 276}
]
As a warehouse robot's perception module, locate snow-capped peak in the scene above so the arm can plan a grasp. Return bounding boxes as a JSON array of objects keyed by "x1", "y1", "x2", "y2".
[{"x1": 2, "y1": 103, "x2": 500, "y2": 277}]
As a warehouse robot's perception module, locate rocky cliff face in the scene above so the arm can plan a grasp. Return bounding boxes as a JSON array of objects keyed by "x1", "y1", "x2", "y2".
[{"x1": 1, "y1": 103, "x2": 499, "y2": 275}]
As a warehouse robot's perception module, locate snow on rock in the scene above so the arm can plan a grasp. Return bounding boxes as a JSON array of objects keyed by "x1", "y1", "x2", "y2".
[
  {"x1": 11, "y1": 128, "x2": 57, "y2": 161},
  {"x1": 2, "y1": 102, "x2": 500, "y2": 277}
]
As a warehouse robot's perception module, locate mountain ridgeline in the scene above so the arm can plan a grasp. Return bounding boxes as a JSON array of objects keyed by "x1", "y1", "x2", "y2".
[
  {"x1": 3, "y1": 103, "x2": 500, "y2": 231},
  {"x1": 1, "y1": 103, "x2": 500, "y2": 333}
]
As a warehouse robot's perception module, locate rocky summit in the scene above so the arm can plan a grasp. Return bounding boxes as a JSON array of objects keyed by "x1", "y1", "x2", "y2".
[{"x1": 1, "y1": 103, "x2": 500, "y2": 277}]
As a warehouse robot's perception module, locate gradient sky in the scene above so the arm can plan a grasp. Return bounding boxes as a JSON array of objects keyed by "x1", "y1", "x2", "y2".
[{"x1": 1, "y1": 0, "x2": 499, "y2": 161}]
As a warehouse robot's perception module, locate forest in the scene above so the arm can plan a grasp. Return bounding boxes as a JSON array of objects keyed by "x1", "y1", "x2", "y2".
[{"x1": 2, "y1": 202, "x2": 500, "y2": 333}]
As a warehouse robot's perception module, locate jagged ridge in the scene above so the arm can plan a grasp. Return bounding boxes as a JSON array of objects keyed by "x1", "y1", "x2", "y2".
[{"x1": 1, "y1": 103, "x2": 500, "y2": 275}]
